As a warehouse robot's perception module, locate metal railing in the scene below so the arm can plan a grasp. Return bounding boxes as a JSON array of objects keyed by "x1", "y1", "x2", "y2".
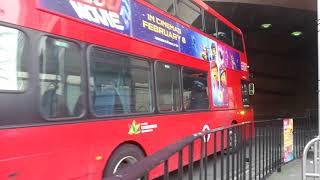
[
  {"x1": 302, "y1": 136, "x2": 320, "y2": 179},
  {"x1": 105, "y1": 116, "x2": 317, "y2": 180}
]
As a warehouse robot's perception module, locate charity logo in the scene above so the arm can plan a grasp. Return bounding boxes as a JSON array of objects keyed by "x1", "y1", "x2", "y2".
[
  {"x1": 128, "y1": 120, "x2": 141, "y2": 135},
  {"x1": 128, "y1": 120, "x2": 158, "y2": 135}
]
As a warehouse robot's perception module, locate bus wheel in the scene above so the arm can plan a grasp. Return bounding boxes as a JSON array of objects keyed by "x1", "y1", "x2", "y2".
[{"x1": 103, "y1": 144, "x2": 145, "y2": 178}]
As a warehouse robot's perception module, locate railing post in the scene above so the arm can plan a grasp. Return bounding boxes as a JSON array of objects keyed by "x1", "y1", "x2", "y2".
[
  {"x1": 277, "y1": 127, "x2": 282, "y2": 173},
  {"x1": 249, "y1": 123, "x2": 253, "y2": 180}
]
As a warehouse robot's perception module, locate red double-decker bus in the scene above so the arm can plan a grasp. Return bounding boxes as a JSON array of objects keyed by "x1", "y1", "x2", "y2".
[{"x1": 0, "y1": 0, "x2": 253, "y2": 179}]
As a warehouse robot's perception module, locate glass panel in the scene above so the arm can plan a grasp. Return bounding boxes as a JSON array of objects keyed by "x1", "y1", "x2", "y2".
[
  {"x1": 183, "y1": 68, "x2": 209, "y2": 110},
  {"x1": 90, "y1": 48, "x2": 152, "y2": 116},
  {"x1": 156, "y1": 62, "x2": 181, "y2": 112},
  {"x1": 146, "y1": 0, "x2": 174, "y2": 14},
  {"x1": 39, "y1": 37, "x2": 83, "y2": 119},
  {"x1": 233, "y1": 31, "x2": 244, "y2": 52},
  {"x1": 217, "y1": 20, "x2": 233, "y2": 46},
  {"x1": 241, "y1": 80, "x2": 250, "y2": 107},
  {"x1": 204, "y1": 11, "x2": 217, "y2": 37},
  {"x1": 0, "y1": 26, "x2": 28, "y2": 91},
  {"x1": 176, "y1": 0, "x2": 203, "y2": 30}
]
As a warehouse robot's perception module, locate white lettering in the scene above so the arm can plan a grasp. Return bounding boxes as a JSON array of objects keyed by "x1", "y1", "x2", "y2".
[
  {"x1": 69, "y1": 0, "x2": 124, "y2": 31},
  {"x1": 109, "y1": 11, "x2": 124, "y2": 30},
  {"x1": 93, "y1": 0, "x2": 105, "y2": 7},
  {"x1": 69, "y1": 0, "x2": 95, "y2": 21}
]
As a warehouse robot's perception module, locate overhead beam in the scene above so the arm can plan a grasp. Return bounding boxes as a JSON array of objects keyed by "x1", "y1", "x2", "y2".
[{"x1": 203, "y1": 0, "x2": 316, "y2": 11}]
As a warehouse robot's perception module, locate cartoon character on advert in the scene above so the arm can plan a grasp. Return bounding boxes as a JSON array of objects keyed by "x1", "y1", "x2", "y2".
[
  {"x1": 209, "y1": 43, "x2": 217, "y2": 61},
  {"x1": 230, "y1": 54, "x2": 236, "y2": 69},
  {"x1": 200, "y1": 47, "x2": 208, "y2": 61}
]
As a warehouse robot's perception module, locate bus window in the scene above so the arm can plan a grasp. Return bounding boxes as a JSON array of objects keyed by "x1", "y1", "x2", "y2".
[
  {"x1": 204, "y1": 11, "x2": 217, "y2": 37},
  {"x1": 217, "y1": 20, "x2": 233, "y2": 46},
  {"x1": 233, "y1": 31, "x2": 244, "y2": 52},
  {"x1": 146, "y1": 0, "x2": 175, "y2": 15},
  {"x1": 0, "y1": 26, "x2": 28, "y2": 91},
  {"x1": 176, "y1": 0, "x2": 203, "y2": 30},
  {"x1": 89, "y1": 48, "x2": 153, "y2": 116},
  {"x1": 183, "y1": 68, "x2": 209, "y2": 110},
  {"x1": 155, "y1": 62, "x2": 181, "y2": 112},
  {"x1": 39, "y1": 37, "x2": 84, "y2": 119},
  {"x1": 241, "y1": 80, "x2": 250, "y2": 107}
]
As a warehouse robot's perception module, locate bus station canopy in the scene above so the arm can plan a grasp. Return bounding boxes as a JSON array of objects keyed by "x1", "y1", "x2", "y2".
[{"x1": 204, "y1": 0, "x2": 316, "y2": 11}]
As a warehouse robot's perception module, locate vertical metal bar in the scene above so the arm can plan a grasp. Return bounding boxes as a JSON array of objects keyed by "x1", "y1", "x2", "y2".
[
  {"x1": 200, "y1": 138, "x2": 204, "y2": 180},
  {"x1": 266, "y1": 125, "x2": 269, "y2": 175},
  {"x1": 276, "y1": 127, "x2": 280, "y2": 171},
  {"x1": 272, "y1": 126, "x2": 275, "y2": 171},
  {"x1": 269, "y1": 125, "x2": 272, "y2": 173},
  {"x1": 278, "y1": 127, "x2": 282, "y2": 172},
  {"x1": 262, "y1": 125, "x2": 265, "y2": 178},
  {"x1": 314, "y1": 141, "x2": 317, "y2": 177},
  {"x1": 213, "y1": 132, "x2": 217, "y2": 180},
  {"x1": 317, "y1": 0, "x2": 320, "y2": 139},
  {"x1": 232, "y1": 127, "x2": 235, "y2": 180},
  {"x1": 178, "y1": 150, "x2": 183, "y2": 180},
  {"x1": 226, "y1": 128, "x2": 230, "y2": 180},
  {"x1": 164, "y1": 160, "x2": 169, "y2": 180},
  {"x1": 237, "y1": 126, "x2": 240, "y2": 180},
  {"x1": 249, "y1": 123, "x2": 253, "y2": 180},
  {"x1": 299, "y1": 128, "x2": 302, "y2": 157},
  {"x1": 258, "y1": 127, "x2": 261, "y2": 179},
  {"x1": 221, "y1": 130, "x2": 225, "y2": 180},
  {"x1": 204, "y1": 137, "x2": 208, "y2": 180},
  {"x1": 188, "y1": 142, "x2": 194, "y2": 180},
  {"x1": 254, "y1": 126, "x2": 258, "y2": 180},
  {"x1": 243, "y1": 124, "x2": 246, "y2": 180}
]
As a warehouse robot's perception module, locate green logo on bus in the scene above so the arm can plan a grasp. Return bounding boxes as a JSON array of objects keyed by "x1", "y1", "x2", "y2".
[{"x1": 128, "y1": 120, "x2": 141, "y2": 135}]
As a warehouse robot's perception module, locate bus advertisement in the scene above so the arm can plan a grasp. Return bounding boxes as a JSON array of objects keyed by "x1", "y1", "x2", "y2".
[{"x1": 0, "y1": 0, "x2": 253, "y2": 179}]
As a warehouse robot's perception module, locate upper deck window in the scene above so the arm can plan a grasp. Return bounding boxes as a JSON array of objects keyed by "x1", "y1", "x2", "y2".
[
  {"x1": 39, "y1": 37, "x2": 84, "y2": 119},
  {"x1": 176, "y1": 0, "x2": 203, "y2": 30},
  {"x1": 146, "y1": 0, "x2": 175, "y2": 14},
  {"x1": 233, "y1": 31, "x2": 244, "y2": 52},
  {"x1": 0, "y1": 26, "x2": 28, "y2": 91},
  {"x1": 204, "y1": 11, "x2": 217, "y2": 38},
  {"x1": 217, "y1": 20, "x2": 233, "y2": 47}
]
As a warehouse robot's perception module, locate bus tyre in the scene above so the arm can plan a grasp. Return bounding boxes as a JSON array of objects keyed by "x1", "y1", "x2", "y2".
[{"x1": 104, "y1": 144, "x2": 145, "y2": 178}]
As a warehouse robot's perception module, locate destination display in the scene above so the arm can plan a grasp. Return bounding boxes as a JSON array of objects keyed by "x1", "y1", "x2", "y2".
[{"x1": 39, "y1": 0, "x2": 243, "y2": 107}]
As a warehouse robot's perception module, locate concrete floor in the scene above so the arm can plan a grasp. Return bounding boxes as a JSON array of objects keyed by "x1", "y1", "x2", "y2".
[{"x1": 268, "y1": 159, "x2": 302, "y2": 180}]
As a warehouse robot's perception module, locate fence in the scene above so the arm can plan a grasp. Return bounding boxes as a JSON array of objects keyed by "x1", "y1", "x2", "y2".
[
  {"x1": 106, "y1": 115, "x2": 318, "y2": 180},
  {"x1": 302, "y1": 136, "x2": 320, "y2": 179}
]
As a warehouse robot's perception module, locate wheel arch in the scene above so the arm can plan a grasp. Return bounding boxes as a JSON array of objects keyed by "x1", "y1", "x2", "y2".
[{"x1": 103, "y1": 140, "x2": 147, "y2": 176}]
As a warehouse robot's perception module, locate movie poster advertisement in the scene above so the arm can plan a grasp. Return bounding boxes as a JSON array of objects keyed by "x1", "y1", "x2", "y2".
[
  {"x1": 210, "y1": 44, "x2": 229, "y2": 107},
  {"x1": 283, "y1": 118, "x2": 294, "y2": 163},
  {"x1": 39, "y1": 0, "x2": 243, "y2": 108}
]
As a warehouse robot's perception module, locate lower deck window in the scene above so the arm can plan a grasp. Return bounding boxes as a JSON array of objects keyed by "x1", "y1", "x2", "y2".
[
  {"x1": 39, "y1": 37, "x2": 84, "y2": 119},
  {"x1": 0, "y1": 26, "x2": 28, "y2": 91},
  {"x1": 89, "y1": 48, "x2": 153, "y2": 116},
  {"x1": 183, "y1": 68, "x2": 209, "y2": 110},
  {"x1": 155, "y1": 62, "x2": 181, "y2": 112}
]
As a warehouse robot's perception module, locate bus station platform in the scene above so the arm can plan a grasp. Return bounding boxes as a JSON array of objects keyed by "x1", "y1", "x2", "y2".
[{"x1": 268, "y1": 159, "x2": 301, "y2": 180}]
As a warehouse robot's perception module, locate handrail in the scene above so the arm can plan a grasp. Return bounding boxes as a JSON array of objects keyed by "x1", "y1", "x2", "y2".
[
  {"x1": 302, "y1": 136, "x2": 320, "y2": 180},
  {"x1": 105, "y1": 116, "x2": 317, "y2": 180}
]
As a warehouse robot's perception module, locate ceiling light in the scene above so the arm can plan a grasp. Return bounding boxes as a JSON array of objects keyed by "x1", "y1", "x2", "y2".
[
  {"x1": 291, "y1": 31, "x2": 302, "y2": 37},
  {"x1": 260, "y1": 23, "x2": 272, "y2": 29}
]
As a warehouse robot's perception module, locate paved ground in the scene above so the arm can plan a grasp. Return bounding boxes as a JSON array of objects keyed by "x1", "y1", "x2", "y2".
[{"x1": 268, "y1": 159, "x2": 302, "y2": 180}]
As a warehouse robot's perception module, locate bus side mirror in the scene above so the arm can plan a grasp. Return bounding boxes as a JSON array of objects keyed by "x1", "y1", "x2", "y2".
[{"x1": 249, "y1": 83, "x2": 255, "y2": 96}]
